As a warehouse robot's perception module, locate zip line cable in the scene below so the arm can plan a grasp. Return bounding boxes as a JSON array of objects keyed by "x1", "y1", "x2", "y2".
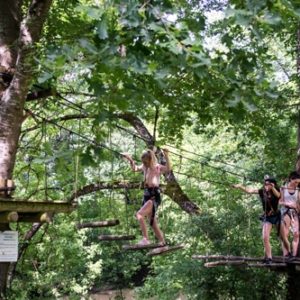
[
  {"x1": 33, "y1": 112, "x2": 122, "y2": 157},
  {"x1": 114, "y1": 123, "x2": 254, "y2": 175},
  {"x1": 30, "y1": 112, "x2": 262, "y2": 190},
  {"x1": 31, "y1": 98, "x2": 259, "y2": 183},
  {"x1": 173, "y1": 170, "x2": 235, "y2": 188},
  {"x1": 55, "y1": 95, "x2": 254, "y2": 177}
]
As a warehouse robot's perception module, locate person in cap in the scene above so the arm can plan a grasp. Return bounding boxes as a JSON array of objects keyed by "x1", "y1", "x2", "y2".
[
  {"x1": 279, "y1": 171, "x2": 300, "y2": 260},
  {"x1": 232, "y1": 175, "x2": 281, "y2": 264}
]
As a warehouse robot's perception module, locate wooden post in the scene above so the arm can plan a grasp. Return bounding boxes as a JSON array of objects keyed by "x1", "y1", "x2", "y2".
[
  {"x1": 17, "y1": 212, "x2": 53, "y2": 223},
  {"x1": 0, "y1": 178, "x2": 15, "y2": 197},
  {"x1": 0, "y1": 179, "x2": 5, "y2": 197},
  {"x1": 0, "y1": 212, "x2": 18, "y2": 223},
  {"x1": 0, "y1": 223, "x2": 10, "y2": 299},
  {"x1": 6, "y1": 180, "x2": 14, "y2": 196}
]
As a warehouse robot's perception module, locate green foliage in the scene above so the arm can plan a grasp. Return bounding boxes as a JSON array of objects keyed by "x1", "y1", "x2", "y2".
[{"x1": 9, "y1": 0, "x2": 300, "y2": 298}]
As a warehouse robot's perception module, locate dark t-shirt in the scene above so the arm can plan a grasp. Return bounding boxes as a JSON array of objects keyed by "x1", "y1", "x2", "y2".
[{"x1": 258, "y1": 188, "x2": 280, "y2": 215}]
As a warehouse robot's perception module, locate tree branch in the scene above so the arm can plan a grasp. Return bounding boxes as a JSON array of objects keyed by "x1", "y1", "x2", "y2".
[
  {"x1": 68, "y1": 181, "x2": 142, "y2": 202},
  {"x1": 117, "y1": 112, "x2": 200, "y2": 215}
]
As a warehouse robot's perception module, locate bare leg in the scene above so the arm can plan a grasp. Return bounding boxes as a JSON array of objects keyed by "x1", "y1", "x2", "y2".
[
  {"x1": 136, "y1": 200, "x2": 153, "y2": 241},
  {"x1": 280, "y1": 215, "x2": 291, "y2": 256},
  {"x1": 151, "y1": 217, "x2": 165, "y2": 244},
  {"x1": 291, "y1": 217, "x2": 299, "y2": 256},
  {"x1": 262, "y1": 222, "x2": 272, "y2": 258}
]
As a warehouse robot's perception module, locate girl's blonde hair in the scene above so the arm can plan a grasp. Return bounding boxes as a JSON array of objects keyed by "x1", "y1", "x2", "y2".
[{"x1": 141, "y1": 149, "x2": 157, "y2": 169}]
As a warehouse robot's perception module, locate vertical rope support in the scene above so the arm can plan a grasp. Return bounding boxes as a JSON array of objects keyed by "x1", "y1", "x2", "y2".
[
  {"x1": 108, "y1": 127, "x2": 117, "y2": 220},
  {"x1": 73, "y1": 115, "x2": 82, "y2": 202},
  {"x1": 124, "y1": 188, "x2": 130, "y2": 235},
  {"x1": 153, "y1": 105, "x2": 159, "y2": 147},
  {"x1": 42, "y1": 120, "x2": 49, "y2": 201}
]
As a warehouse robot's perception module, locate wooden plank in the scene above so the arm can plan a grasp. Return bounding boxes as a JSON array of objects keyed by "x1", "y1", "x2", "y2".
[
  {"x1": 192, "y1": 255, "x2": 264, "y2": 262},
  {"x1": 77, "y1": 219, "x2": 120, "y2": 229},
  {"x1": 122, "y1": 243, "x2": 166, "y2": 251},
  {"x1": 98, "y1": 235, "x2": 135, "y2": 241},
  {"x1": 192, "y1": 254, "x2": 300, "y2": 265},
  {"x1": 247, "y1": 263, "x2": 287, "y2": 268},
  {"x1": 147, "y1": 244, "x2": 184, "y2": 257},
  {"x1": 204, "y1": 260, "x2": 247, "y2": 268},
  {"x1": 0, "y1": 199, "x2": 76, "y2": 213}
]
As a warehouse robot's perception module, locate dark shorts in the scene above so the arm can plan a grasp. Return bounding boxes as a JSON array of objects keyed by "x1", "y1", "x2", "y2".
[
  {"x1": 142, "y1": 187, "x2": 161, "y2": 226},
  {"x1": 281, "y1": 207, "x2": 298, "y2": 220},
  {"x1": 260, "y1": 213, "x2": 281, "y2": 225}
]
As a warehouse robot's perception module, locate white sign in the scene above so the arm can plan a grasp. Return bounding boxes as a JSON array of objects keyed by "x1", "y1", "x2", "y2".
[{"x1": 0, "y1": 231, "x2": 18, "y2": 262}]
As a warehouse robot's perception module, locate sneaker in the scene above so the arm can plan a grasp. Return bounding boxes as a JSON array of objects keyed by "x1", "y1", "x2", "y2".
[
  {"x1": 284, "y1": 252, "x2": 293, "y2": 261},
  {"x1": 263, "y1": 258, "x2": 272, "y2": 265},
  {"x1": 158, "y1": 241, "x2": 166, "y2": 247},
  {"x1": 288, "y1": 255, "x2": 296, "y2": 262},
  {"x1": 137, "y1": 238, "x2": 150, "y2": 246}
]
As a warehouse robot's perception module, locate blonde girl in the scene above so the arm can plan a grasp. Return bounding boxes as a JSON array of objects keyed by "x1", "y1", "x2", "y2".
[{"x1": 122, "y1": 149, "x2": 171, "y2": 246}]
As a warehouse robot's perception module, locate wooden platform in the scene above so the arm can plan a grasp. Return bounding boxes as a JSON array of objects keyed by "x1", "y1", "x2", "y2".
[
  {"x1": 0, "y1": 198, "x2": 76, "y2": 223},
  {"x1": 192, "y1": 254, "x2": 300, "y2": 269}
]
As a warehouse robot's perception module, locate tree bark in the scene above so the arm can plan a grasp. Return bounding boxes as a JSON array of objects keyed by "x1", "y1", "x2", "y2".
[
  {"x1": 117, "y1": 112, "x2": 200, "y2": 215},
  {"x1": 7, "y1": 223, "x2": 43, "y2": 290},
  {"x1": 0, "y1": 0, "x2": 53, "y2": 296}
]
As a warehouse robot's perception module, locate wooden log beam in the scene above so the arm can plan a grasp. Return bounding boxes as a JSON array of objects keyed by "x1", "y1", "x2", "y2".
[
  {"x1": 122, "y1": 243, "x2": 166, "y2": 251},
  {"x1": 98, "y1": 235, "x2": 135, "y2": 241},
  {"x1": 77, "y1": 219, "x2": 120, "y2": 229},
  {"x1": 147, "y1": 244, "x2": 184, "y2": 257},
  {"x1": 192, "y1": 255, "x2": 264, "y2": 262},
  {"x1": 247, "y1": 263, "x2": 287, "y2": 268},
  {"x1": 0, "y1": 211, "x2": 18, "y2": 223},
  {"x1": 192, "y1": 255, "x2": 300, "y2": 264},
  {"x1": 204, "y1": 261, "x2": 289, "y2": 268},
  {"x1": 204, "y1": 260, "x2": 247, "y2": 267},
  {"x1": 0, "y1": 199, "x2": 75, "y2": 213},
  {"x1": 68, "y1": 181, "x2": 142, "y2": 202}
]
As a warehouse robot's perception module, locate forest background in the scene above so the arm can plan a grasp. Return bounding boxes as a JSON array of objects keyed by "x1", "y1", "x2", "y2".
[{"x1": 0, "y1": 0, "x2": 300, "y2": 299}]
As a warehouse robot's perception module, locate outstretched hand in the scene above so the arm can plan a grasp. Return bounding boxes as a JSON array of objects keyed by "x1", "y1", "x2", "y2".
[
  {"x1": 162, "y1": 148, "x2": 169, "y2": 155},
  {"x1": 120, "y1": 152, "x2": 131, "y2": 160},
  {"x1": 232, "y1": 183, "x2": 242, "y2": 189}
]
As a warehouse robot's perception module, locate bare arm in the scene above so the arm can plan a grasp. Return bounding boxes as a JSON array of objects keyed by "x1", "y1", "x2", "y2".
[
  {"x1": 270, "y1": 185, "x2": 280, "y2": 198},
  {"x1": 161, "y1": 149, "x2": 172, "y2": 172},
  {"x1": 232, "y1": 183, "x2": 258, "y2": 194},
  {"x1": 121, "y1": 153, "x2": 141, "y2": 172}
]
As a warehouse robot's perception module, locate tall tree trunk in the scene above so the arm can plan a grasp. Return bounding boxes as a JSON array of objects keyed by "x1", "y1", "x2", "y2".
[
  {"x1": 288, "y1": 24, "x2": 300, "y2": 300},
  {"x1": 0, "y1": 0, "x2": 53, "y2": 296}
]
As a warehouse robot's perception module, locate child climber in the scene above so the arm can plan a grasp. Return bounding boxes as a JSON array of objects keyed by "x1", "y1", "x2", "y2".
[
  {"x1": 122, "y1": 148, "x2": 171, "y2": 246},
  {"x1": 232, "y1": 176, "x2": 281, "y2": 264}
]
